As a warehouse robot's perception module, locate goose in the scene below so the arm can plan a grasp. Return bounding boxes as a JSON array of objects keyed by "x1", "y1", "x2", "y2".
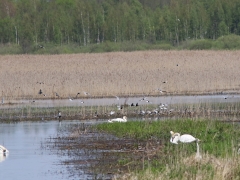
[
  {"x1": 170, "y1": 131, "x2": 200, "y2": 144},
  {"x1": 0, "y1": 145, "x2": 9, "y2": 155},
  {"x1": 108, "y1": 116, "x2": 127, "y2": 123}
]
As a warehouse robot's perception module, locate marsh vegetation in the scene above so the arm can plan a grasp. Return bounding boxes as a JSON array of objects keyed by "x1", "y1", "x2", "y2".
[
  {"x1": 47, "y1": 118, "x2": 240, "y2": 180},
  {"x1": 0, "y1": 50, "x2": 240, "y2": 100}
]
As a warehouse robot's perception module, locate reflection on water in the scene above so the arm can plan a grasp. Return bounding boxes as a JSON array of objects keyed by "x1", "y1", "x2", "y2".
[
  {"x1": 0, "y1": 120, "x2": 86, "y2": 180},
  {"x1": 0, "y1": 154, "x2": 8, "y2": 163}
]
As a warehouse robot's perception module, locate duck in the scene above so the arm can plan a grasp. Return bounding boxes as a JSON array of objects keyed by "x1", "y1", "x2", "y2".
[
  {"x1": 108, "y1": 116, "x2": 127, "y2": 123},
  {"x1": 0, "y1": 145, "x2": 9, "y2": 155}
]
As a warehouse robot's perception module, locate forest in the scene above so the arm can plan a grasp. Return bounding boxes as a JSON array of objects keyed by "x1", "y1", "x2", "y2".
[{"x1": 0, "y1": 0, "x2": 240, "y2": 53}]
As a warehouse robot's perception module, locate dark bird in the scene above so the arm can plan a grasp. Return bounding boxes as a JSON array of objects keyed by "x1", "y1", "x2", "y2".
[
  {"x1": 55, "y1": 92, "x2": 60, "y2": 98},
  {"x1": 75, "y1": 92, "x2": 80, "y2": 98},
  {"x1": 38, "y1": 89, "x2": 42, "y2": 95}
]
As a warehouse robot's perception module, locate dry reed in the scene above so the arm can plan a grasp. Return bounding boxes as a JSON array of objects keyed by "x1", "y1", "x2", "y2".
[{"x1": 0, "y1": 50, "x2": 240, "y2": 100}]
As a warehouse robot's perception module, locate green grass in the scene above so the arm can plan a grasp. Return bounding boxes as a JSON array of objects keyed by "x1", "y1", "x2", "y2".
[
  {"x1": 96, "y1": 119, "x2": 240, "y2": 179},
  {"x1": 96, "y1": 119, "x2": 240, "y2": 157}
]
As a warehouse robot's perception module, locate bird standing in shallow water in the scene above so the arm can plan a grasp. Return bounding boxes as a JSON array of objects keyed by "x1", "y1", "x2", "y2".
[{"x1": 58, "y1": 111, "x2": 62, "y2": 122}]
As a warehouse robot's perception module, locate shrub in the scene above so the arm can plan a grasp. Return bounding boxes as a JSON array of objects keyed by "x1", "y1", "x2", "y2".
[
  {"x1": 213, "y1": 34, "x2": 240, "y2": 50},
  {"x1": 188, "y1": 39, "x2": 212, "y2": 50}
]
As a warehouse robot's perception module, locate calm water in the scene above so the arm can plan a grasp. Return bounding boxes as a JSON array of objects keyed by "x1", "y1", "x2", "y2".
[
  {"x1": 1, "y1": 94, "x2": 240, "y2": 179},
  {"x1": 0, "y1": 120, "x2": 88, "y2": 180},
  {"x1": 2, "y1": 94, "x2": 240, "y2": 109}
]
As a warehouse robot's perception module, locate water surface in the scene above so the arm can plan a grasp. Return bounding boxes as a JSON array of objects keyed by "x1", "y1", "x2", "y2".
[{"x1": 0, "y1": 120, "x2": 85, "y2": 180}]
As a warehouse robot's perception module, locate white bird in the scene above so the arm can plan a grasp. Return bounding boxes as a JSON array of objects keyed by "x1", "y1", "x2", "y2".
[
  {"x1": 170, "y1": 131, "x2": 200, "y2": 144},
  {"x1": 0, "y1": 145, "x2": 9, "y2": 155},
  {"x1": 170, "y1": 131, "x2": 202, "y2": 159},
  {"x1": 108, "y1": 116, "x2": 127, "y2": 123},
  {"x1": 110, "y1": 111, "x2": 115, "y2": 115},
  {"x1": 156, "y1": 88, "x2": 167, "y2": 93},
  {"x1": 114, "y1": 96, "x2": 120, "y2": 100},
  {"x1": 83, "y1": 91, "x2": 90, "y2": 96}
]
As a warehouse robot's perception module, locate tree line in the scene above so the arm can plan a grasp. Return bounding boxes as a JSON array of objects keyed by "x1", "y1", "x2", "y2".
[{"x1": 0, "y1": 0, "x2": 239, "y2": 48}]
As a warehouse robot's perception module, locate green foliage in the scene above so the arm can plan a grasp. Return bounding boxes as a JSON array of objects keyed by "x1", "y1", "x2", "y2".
[
  {"x1": 0, "y1": 0, "x2": 239, "y2": 53},
  {"x1": 213, "y1": 34, "x2": 240, "y2": 49},
  {"x1": 96, "y1": 118, "x2": 240, "y2": 179},
  {"x1": 96, "y1": 119, "x2": 240, "y2": 157},
  {"x1": 188, "y1": 39, "x2": 213, "y2": 50}
]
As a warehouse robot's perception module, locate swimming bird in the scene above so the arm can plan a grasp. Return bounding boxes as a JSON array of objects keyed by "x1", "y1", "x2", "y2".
[
  {"x1": 0, "y1": 145, "x2": 9, "y2": 155},
  {"x1": 139, "y1": 97, "x2": 147, "y2": 101},
  {"x1": 108, "y1": 116, "x2": 127, "y2": 123},
  {"x1": 170, "y1": 131, "x2": 200, "y2": 144}
]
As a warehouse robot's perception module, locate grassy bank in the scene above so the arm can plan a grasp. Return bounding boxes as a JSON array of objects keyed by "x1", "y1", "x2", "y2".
[{"x1": 96, "y1": 119, "x2": 240, "y2": 179}]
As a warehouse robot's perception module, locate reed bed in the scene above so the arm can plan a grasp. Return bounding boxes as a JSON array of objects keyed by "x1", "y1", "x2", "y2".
[
  {"x1": 0, "y1": 50, "x2": 240, "y2": 100},
  {"x1": 1, "y1": 101, "x2": 240, "y2": 122}
]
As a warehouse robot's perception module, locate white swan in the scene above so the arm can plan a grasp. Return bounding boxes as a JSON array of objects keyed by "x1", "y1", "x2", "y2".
[
  {"x1": 0, "y1": 145, "x2": 9, "y2": 155},
  {"x1": 170, "y1": 131, "x2": 200, "y2": 144},
  {"x1": 108, "y1": 116, "x2": 127, "y2": 123},
  {"x1": 170, "y1": 131, "x2": 202, "y2": 159}
]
